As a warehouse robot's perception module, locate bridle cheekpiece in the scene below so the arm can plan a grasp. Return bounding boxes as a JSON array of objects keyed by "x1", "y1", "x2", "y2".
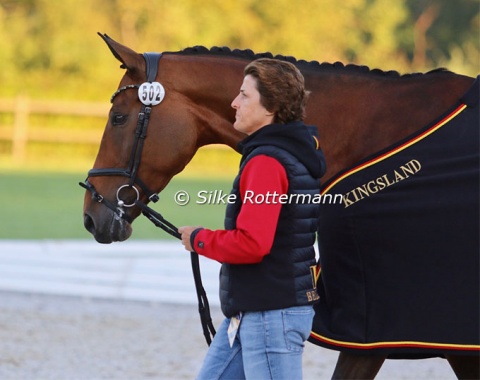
[
  {"x1": 79, "y1": 52, "x2": 164, "y2": 223},
  {"x1": 79, "y1": 48, "x2": 216, "y2": 346}
]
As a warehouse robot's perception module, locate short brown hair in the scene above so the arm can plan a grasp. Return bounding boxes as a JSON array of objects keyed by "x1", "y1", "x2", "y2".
[{"x1": 244, "y1": 58, "x2": 309, "y2": 124}]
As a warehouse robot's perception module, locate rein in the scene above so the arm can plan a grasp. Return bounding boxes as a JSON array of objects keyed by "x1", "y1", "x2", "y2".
[
  {"x1": 79, "y1": 52, "x2": 216, "y2": 346},
  {"x1": 135, "y1": 201, "x2": 216, "y2": 345}
]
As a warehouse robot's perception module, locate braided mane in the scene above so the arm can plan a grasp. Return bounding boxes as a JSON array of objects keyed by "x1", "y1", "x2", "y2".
[{"x1": 173, "y1": 45, "x2": 450, "y2": 78}]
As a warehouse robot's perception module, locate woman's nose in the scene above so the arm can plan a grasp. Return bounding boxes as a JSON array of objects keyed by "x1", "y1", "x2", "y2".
[{"x1": 231, "y1": 95, "x2": 239, "y2": 109}]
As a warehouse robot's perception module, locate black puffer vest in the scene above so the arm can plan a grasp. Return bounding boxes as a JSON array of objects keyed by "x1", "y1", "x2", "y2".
[{"x1": 219, "y1": 122, "x2": 326, "y2": 317}]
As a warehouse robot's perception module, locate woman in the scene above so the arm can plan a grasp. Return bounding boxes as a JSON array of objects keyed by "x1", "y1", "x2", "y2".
[{"x1": 179, "y1": 58, "x2": 326, "y2": 379}]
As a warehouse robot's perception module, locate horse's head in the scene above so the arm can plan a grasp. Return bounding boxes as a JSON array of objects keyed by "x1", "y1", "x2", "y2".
[{"x1": 82, "y1": 34, "x2": 245, "y2": 243}]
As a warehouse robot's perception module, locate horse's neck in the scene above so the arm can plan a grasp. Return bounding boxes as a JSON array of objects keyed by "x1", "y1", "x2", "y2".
[
  {"x1": 165, "y1": 54, "x2": 246, "y2": 150},
  {"x1": 306, "y1": 71, "x2": 474, "y2": 181},
  {"x1": 164, "y1": 53, "x2": 473, "y2": 183}
]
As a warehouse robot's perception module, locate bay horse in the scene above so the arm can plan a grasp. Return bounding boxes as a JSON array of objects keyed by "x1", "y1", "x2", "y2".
[{"x1": 81, "y1": 34, "x2": 479, "y2": 379}]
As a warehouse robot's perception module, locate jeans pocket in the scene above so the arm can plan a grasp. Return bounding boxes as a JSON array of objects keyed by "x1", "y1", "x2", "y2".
[{"x1": 282, "y1": 306, "x2": 314, "y2": 352}]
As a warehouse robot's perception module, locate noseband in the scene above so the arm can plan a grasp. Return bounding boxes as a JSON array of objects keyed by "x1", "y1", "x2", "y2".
[{"x1": 79, "y1": 53, "x2": 164, "y2": 223}]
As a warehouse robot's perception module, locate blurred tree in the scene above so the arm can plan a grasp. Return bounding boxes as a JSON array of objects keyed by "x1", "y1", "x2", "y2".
[
  {"x1": 405, "y1": 0, "x2": 480, "y2": 65},
  {"x1": 0, "y1": 0, "x2": 477, "y2": 100},
  {"x1": 0, "y1": 0, "x2": 118, "y2": 98},
  {"x1": 345, "y1": 0, "x2": 411, "y2": 70},
  {"x1": 403, "y1": 0, "x2": 479, "y2": 73}
]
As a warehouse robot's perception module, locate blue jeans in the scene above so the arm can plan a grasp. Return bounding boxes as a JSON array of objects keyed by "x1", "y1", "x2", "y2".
[{"x1": 196, "y1": 305, "x2": 314, "y2": 380}]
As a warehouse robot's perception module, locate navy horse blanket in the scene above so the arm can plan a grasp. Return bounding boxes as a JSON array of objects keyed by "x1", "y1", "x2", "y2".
[{"x1": 309, "y1": 77, "x2": 479, "y2": 357}]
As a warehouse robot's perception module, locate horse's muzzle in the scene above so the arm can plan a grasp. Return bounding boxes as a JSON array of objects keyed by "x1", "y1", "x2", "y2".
[{"x1": 83, "y1": 209, "x2": 132, "y2": 243}]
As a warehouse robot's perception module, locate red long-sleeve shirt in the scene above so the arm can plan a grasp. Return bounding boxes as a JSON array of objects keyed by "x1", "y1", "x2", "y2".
[{"x1": 192, "y1": 154, "x2": 288, "y2": 264}]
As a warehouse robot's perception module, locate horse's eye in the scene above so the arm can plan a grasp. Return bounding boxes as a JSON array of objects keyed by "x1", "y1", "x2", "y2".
[{"x1": 112, "y1": 114, "x2": 128, "y2": 126}]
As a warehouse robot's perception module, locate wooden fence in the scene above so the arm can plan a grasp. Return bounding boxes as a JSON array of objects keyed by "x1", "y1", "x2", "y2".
[{"x1": 0, "y1": 96, "x2": 110, "y2": 161}]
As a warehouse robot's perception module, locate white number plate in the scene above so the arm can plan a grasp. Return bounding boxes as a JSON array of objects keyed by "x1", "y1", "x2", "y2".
[{"x1": 138, "y1": 82, "x2": 165, "y2": 106}]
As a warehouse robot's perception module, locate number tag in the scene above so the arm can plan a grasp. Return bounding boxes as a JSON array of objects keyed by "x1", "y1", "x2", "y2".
[{"x1": 138, "y1": 82, "x2": 165, "y2": 106}]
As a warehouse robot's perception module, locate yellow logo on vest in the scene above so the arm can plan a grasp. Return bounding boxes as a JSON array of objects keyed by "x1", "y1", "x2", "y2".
[
  {"x1": 307, "y1": 265, "x2": 320, "y2": 302},
  {"x1": 343, "y1": 159, "x2": 422, "y2": 208}
]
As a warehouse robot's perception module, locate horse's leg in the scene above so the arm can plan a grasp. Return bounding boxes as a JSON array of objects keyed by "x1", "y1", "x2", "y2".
[
  {"x1": 445, "y1": 354, "x2": 480, "y2": 380},
  {"x1": 331, "y1": 352, "x2": 386, "y2": 380}
]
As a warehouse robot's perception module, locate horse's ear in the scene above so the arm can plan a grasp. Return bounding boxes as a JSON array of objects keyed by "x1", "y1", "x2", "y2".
[{"x1": 97, "y1": 32, "x2": 144, "y2": 73}]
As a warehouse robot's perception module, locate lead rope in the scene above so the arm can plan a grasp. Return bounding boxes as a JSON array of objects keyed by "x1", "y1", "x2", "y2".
[{"x1": 135, "y1": 201, "x2": 216, "y2": 346}]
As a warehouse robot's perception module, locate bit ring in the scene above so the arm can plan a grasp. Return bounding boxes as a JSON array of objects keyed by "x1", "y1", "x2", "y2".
[{"x1": 116, "y1": 185, "x2": 140, "y2": 208}]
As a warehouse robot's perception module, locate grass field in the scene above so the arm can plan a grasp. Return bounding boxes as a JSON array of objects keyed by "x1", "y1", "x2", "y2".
[{"x1": 0, "y1": 171, "x2": 232, "y2": 240}]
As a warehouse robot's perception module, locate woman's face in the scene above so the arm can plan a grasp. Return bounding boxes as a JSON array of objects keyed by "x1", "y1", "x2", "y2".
[{"x1": 231, "y1": 74, "x2": 274, "y2": 135}]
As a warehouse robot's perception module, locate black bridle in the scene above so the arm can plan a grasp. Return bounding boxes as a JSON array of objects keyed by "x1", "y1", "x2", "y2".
[
  {"x1": 79, "y1": 53, "x2": 163, "y2": 222},
  {"x1": 79, "y1": 52, "x2": 216, "y2": 345}
]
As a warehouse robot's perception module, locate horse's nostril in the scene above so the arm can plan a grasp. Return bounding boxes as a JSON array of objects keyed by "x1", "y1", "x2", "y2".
[{"x1": 84, "y1": 214, "x2": 95, "y2": 234}]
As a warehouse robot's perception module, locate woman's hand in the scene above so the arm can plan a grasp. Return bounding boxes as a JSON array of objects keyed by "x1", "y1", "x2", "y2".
[{"x1": 178, "y1": 226, "x2": 200, "y2": 252}]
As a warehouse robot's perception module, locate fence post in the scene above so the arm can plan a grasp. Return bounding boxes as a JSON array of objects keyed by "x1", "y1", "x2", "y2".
[{"x1": 12, "y1": 95, "x2": 29, "y2": 162}]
